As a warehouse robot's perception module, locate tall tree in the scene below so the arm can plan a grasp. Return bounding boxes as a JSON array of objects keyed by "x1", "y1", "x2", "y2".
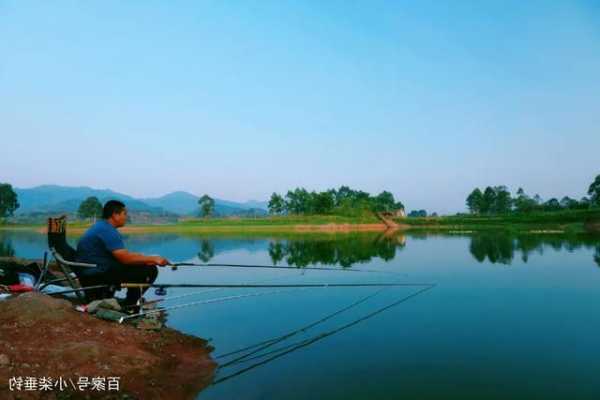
[
  {"x1": 334, "y1": 186, "x2": 355, "y2": 207},
  {"x1": 0, "y1": 183, "x2": 19, "y2": 219},
  {"x1": 578, "y1": 197, "x2": 591, "y2": 210},
  {"x1": 481, "y1": 186, "x2": 496, "y2": 214},
  {"x1": 493, "y1": 186, "x2": 512, "y2": 214},
  {"x1": 285, "y1": 188, "x2": 311, "y2": 214},
  {"x1": 312, "y1": 191, "x2": 335, "y2": 214},
  {"x1": 268, "y1": 193, "x2": 285, "y2": 215},
  {"x1": 373, "y1": 191, "x2": 396, "y2": 212},
  {"x1": 198, "y1": 194, "x2": 215, "y2": 218},
  {"x1": 560, "y1": 196, "x2": 578, "y2": 210},
  {"x1": 466, "y1": 188, "x2": 483, "y2": 214},
  {"x1": 588, "y1": 174, "x2": 600, "y2": 206},
  {"x1": 543, "y1": 198, "x2": 561, "y2": 211},
  {"x1": 77, "y1": 196, "x2": 102, "y2": 221},
  {"x1": 514, "y1": 188, "x2": 537, "y2": 213}
]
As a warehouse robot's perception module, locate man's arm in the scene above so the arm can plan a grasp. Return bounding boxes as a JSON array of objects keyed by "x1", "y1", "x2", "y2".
[{"x1": 112, "y1": 249, "x2": 170, "y2": 266}]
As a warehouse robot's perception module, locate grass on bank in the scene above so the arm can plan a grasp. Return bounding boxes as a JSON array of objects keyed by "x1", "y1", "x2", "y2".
[
  {"x1": 2, "y1": 209, "x2": 598, "y2": 235},
  {"x1": 0, "y1": 214, "x2": 382, "y2": 235},
  {"x1": 177, "y1": 214, "x2": 380, "y2": 226},
  {"x1": 395, "y1": 209, "x2": 600, "y2": 233}
]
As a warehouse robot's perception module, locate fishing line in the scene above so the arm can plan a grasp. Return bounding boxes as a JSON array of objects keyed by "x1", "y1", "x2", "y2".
[
  {"x1": 216, "y1": 287, "x2": 387, "y2": 362},
  {"x1": 131, "y1": 266, "x2": 321, "y2": 308},
  {"x1": 118, "y1": 288, "x2": 308, "y2": 323},
  {"x1": 212, "y1": 284, "x2": 436, "y2": 385},
  {"x1": 121, "y1": 282, "x2": 434, "y2": 289}
]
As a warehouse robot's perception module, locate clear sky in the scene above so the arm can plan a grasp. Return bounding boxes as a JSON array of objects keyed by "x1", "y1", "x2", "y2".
[{"x1": 1, "y1": 1, "x2": 599, "y2": 214}]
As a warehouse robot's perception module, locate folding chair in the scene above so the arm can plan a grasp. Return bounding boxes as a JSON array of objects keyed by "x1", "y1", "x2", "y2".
[{"x1": 46, "y1": 216, "x2": 102, "y2": 300}]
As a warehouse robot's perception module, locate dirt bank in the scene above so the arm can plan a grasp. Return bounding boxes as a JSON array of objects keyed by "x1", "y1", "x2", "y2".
[{"x1": 0, "y1": 292, "x2": 216, "y2": 399}]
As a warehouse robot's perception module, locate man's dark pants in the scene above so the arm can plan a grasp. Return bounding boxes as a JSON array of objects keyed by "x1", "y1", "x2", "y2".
[{"x1": 77, "y1": 262, "x2": 158, "y2": 304}]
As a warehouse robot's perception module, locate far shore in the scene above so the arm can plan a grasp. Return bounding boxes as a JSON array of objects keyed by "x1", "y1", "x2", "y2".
[
  {"x1": 1, "y1": 218, "x2": 599, "y2": 236},
  {"x1": 1, "y1": 223, "x2": 394, "y2": 235},
  {"x1": 1, "y1": 208, "x2": 599, "y2": 235}
]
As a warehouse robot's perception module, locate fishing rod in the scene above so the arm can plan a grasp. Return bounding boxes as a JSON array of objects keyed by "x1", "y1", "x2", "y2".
[
  {"x1": 121, "y1": 282, "x2": 433, "y2": 290},
  {"x1": 118, "y1": 288, "x2": 307, "y2": 324},
  {"x1": 226, "y1": 289, "x2": 440, "y2": 368},
  {"x1": 216, "y1": 287, "x2": 387, "y2": 365},
  {"x1": 212, "y1": 284, "x2": 436, "y2": 385},
  {"x1": 44, "y1": 284, "x2": 115, "y2": 297},
  {"x1": 169, "y1": 262, "x2": 401, "y2": 275},
  {"x1": 128, "y1": 270, "x2": 299, "y2": 308},
  {"x1": 219, "y1": 284, "x2": 437, "y2": 368},
  {"x1": 120, "y1": 288, "x2": 223, "y2": 309},
  {"x1": 2, "y1": 282, "x2": 114, "y2": 297}
]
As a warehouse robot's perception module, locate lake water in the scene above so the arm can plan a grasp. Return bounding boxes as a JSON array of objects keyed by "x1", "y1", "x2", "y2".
[{"x1": 2, "y1": 230, "x2": 600, "y2": 399}]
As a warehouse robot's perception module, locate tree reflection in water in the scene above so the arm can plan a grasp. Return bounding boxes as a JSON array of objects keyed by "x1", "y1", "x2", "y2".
[
  {"x1": 268, "y1": 232, "x2": 405, "y2": 268},
  {"x1": 468, "y1": 233, "x2": 600, "y2": 266},
  {"x1": 197, "y1": 240, "x2": 215, "y2": 263},
  {"x1": 0, "y1": 236, "x2": 15, "y2": 257}
]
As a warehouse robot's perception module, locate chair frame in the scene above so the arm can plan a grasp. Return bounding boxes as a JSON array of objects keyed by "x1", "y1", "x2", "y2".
[{"x1": 45, "y1": 216, "x2": 98, "y2": 300}]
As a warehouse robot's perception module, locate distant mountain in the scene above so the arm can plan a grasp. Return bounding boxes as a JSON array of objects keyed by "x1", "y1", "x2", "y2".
[
  {"x1": 13, "y1": 185, "x2": 267, "y2": 217},
  {"x1": 142, "y1": 191, "x2": 268, "y2": 216},
  {"x1": 14, "y1": 185, "x2": 161, "y2": 214},
  {"x1": 244, "y1": 200, "x2": 269, "y2": 210},
  {"x1": 219, "y1": 199, "x2": 269, "y2": 211},
  {"x1": 142, "y1": 191, "x2": 199, "y2": 215}
]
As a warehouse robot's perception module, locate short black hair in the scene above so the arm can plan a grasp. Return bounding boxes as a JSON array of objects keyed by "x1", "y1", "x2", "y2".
[{"x1": 102, "y1": 200, "x2": 126, "y2": 219}]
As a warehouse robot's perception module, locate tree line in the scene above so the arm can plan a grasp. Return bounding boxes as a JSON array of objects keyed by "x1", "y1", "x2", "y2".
[
  {"x1": 466, "y1": 174, "x2": 600, "y2": 214},
  {"x1": 267, "y1": 186, "x2": 404, "y2": 216}
]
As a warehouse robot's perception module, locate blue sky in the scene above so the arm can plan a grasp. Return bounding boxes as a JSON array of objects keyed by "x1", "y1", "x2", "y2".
[{"x1": 1, "y1": 1, "x2": 599, "y2": 213}]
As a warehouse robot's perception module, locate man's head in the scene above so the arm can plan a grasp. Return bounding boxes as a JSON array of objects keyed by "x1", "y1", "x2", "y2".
[{"x1": 102, "y1": 200, "x2": 127, "y2": 227}]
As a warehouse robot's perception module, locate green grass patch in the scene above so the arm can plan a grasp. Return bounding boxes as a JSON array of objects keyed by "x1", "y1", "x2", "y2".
[
  {"x1": 177, "y1": 214, "x2": 380, "y2": 226},
  {"x1": 396, "y1": 209, "x2": 600, "y2": 233}
]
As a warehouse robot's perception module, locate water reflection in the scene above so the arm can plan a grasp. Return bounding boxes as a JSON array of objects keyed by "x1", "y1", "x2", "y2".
[
  {"x1": 268, "y1": 233, "x2": 406, "y2": 267},
  {"x1": 468, "y1": 233, "x2": 600, "y2": 266},
  {"x1": 198, "y1": 240, "x2": 215, "y2": 262},
  {"x1": 2, "y1": 229, "x2": 599, "y2": 269},
  {"x1": 0, "y1": 237, "x2": 15, "y2": 257}
]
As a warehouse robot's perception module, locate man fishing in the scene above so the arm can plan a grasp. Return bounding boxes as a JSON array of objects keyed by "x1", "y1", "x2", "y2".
[{"x1": 76, "y1": 200, "x2": 170, "y2": 306}]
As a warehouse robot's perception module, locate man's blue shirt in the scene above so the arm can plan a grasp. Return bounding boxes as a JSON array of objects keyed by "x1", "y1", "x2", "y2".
[{"x1": 76, "y1": 220, "x2": 125, "y2": 271}]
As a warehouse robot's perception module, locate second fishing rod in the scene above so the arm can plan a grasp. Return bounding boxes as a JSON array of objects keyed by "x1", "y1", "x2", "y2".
[{"x1": 167, "y1": 262, "x2": 402, "y2": 275}]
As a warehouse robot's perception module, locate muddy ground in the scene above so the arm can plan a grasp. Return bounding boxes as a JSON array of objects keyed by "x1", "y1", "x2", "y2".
[{"x1": 0, "y1": 292, "x2": 216, "y2": 399}]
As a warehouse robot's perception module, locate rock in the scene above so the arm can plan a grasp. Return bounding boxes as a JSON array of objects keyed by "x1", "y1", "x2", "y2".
[
  {"x1": 95, "y1": 308, "x2": 127, "y2": 322},
  {"x1": 87, "y1": 298, "x2": 122, "y2": 313},
  {"x1": 136, "y1": 318, "x2": 163, "y2": 331},
  {"x1": 0, "y1": 354, "x2": 9, "y2": 366}
]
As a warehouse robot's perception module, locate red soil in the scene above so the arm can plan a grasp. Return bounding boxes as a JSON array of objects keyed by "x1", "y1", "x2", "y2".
[{"x1": 0, "y1": 292, "x2": 216, "y2": 399}]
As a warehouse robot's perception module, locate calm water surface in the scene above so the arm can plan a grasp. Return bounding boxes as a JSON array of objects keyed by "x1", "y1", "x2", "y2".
[{"x1": 2, "y1": 230, "x2": 600, "y2": 399}]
